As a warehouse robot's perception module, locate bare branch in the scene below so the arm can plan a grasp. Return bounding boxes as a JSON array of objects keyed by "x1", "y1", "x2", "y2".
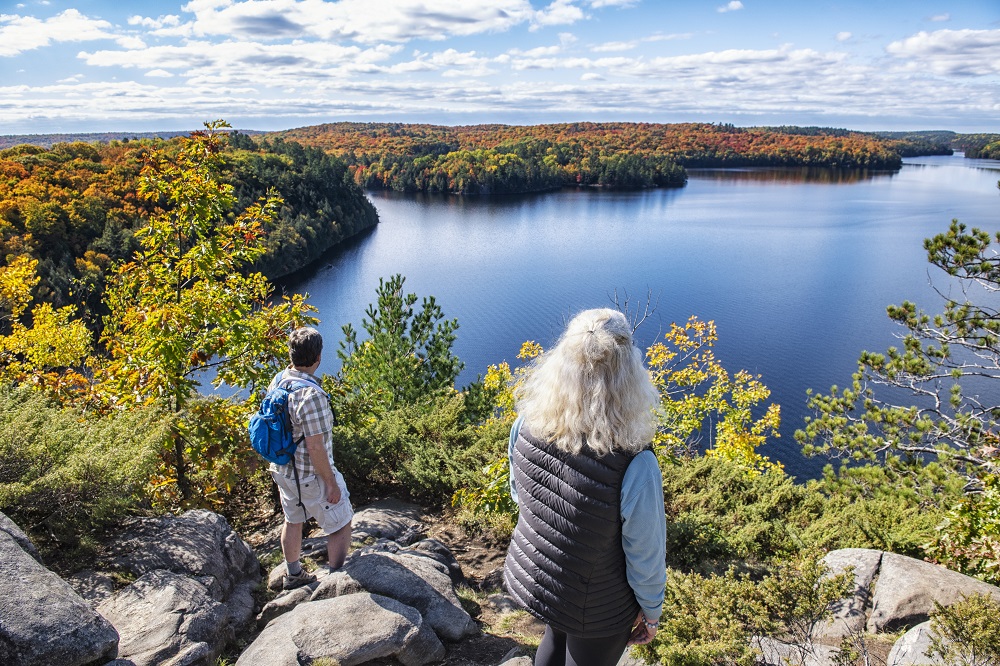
[{"x1": 609, "y1": 287, "x2": 660, "y2": 334}]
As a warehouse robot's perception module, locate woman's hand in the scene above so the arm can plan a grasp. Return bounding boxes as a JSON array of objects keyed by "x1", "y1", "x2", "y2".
[{"x1": 627, "y1": 610, "x2": 657, "y2": 646}]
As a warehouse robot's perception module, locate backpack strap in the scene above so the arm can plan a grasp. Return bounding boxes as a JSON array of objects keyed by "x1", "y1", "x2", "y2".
[{"x1": 276, "y1": 370, "x2": 328, "y2": 398}]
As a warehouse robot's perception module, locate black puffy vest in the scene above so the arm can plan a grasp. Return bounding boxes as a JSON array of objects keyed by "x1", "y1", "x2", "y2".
[{"x1": 503, "y1": 422, "x2": 639, "y2": 637}]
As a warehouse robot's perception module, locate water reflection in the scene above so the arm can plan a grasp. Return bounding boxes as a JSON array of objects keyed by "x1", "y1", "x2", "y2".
[{"x1": 687, "y1": 166, "x2": 898, "y2": 185}]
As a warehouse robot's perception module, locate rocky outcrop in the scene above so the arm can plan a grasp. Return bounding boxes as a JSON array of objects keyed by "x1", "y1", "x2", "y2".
[
  {"x1": 91, "y1": 510, "x2": 261, "y2": 666},
  {"x1": 247, "y1": 500, "x2": 479, "y2": 665},
  {"x1": 97, "y1": 570, "x2": 234, "y2": 666},
  {"x1": 237, "y1": 593, "x2": 446, "y2": 666},
  {"x1": 817, "y1": 548, "x2": 1000, "y2": 640},
  {"x1": 351, "y1": 498, "x2": 427, "y2": 546},
  {"x1": 868, "y1": 551, "x2": 1000, "y2": 633},
  {"x1": 313, "y1": 550, "x2": 479, "y2": 641},
  {"x1": 0, "y1": 514, "x2": 119, "y2": 666},
  {"x1": 787, "y1": 548, "x2": 1000, "y2": 666},
  {"x1": 108, "y1": 509, "x2": 260, "y2": 608}
]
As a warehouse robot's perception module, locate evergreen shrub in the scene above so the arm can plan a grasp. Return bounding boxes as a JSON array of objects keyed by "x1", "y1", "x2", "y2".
[
  {"x1": 333, "y1": 394, "x2": 508, "y2": 503},
  {"x1": 0, "y1": 384, "x2": 169, "y2": 543}
]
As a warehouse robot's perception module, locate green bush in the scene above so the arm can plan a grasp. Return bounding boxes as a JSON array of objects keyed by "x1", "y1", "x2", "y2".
[
  {"x1": 927, "y1": 474, "x2": 1000, "y2": 586},
  {"x1": 927, "y1": 593, "x2": 1000, "y2": 665},
  {"x1": 0, "y1": 384, "x2": 169, "y2": 543},
  {"x1": 660, "y1": 455, "x2": 819, "y2": 571},
  {"x1": 632, "y1": 553, "x2": 853, "y2": 666},
  {"x1": 802, "y1": 462, "x2": 957, "y2": 558},
  {"x1": 333, "y1": 394, "x2": 508, "y2": 503}
]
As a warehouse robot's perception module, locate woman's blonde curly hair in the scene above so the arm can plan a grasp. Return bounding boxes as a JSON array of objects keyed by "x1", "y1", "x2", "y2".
[{"x1": 515, "y1": 308, "x2": 659, "y2": 456}]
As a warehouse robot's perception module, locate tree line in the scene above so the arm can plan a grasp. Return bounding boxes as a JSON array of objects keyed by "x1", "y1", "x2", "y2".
[{"x1": 274, "y1": 121, "x2": 920, "y2": 195}]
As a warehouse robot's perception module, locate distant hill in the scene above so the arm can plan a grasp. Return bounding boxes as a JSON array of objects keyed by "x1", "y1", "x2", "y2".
[{"x1": 0, "y1": 129, "x2": 266, "y2": 150}]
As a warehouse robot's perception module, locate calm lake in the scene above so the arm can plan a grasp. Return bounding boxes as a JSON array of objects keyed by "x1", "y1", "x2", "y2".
[{"x1": 285, "y1": 153, "x2": 1000, "y2": 480}]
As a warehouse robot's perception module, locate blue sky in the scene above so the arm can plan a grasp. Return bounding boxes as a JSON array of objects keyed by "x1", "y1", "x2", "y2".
[{"x1": 1, "y1": 0, "x2": 998, "y2": 134}]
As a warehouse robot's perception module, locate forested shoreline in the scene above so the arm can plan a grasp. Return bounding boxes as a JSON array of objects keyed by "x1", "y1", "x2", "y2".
[
  {"x1": 0, "y1": 132, "x2": 377, "y2": 329},
  {"x1": 276, "y1": 121, "x2": 919, "y2": 194}
]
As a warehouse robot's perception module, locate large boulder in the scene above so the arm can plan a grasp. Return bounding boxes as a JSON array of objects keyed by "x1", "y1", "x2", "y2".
[
  {"x1": 352, "y1": 498, "x2": 426, "y2": 546},
  {"x1": 93, "y1": 510, "x2": 263, "y2": 665},
  {"x1": 815, "y1": 548, "x2": 1000, "y2": 640},
  {"x1": 314, "y1": 551, "x2": 478, "y2": 641},
  {"x1": 97, "y1": 569, "x2": 233, "y2": 666},
  {"x1": 109, "y1": 509, "x2": 259, "y2": 604},
  {"x1": 815, "y1": 548, "x2": 883, "y2": 641},
  {"x1": 868, "y1": 552, "x2": 1000, "y2": 633},
  {"x1": 0, "y1": 511, "x2": 41, "y2": 564},
  {"x1": 0, "y1": 521, "x2": 118, "y2": 666},
  {"x1": 236, "y1": 593, "x2": 445, "y2": 666}
]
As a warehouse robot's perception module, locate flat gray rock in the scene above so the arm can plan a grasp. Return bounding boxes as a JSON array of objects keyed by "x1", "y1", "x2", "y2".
[
  {"x1": 868, "y1": 552, "x2": 1000, "y2": 633},
  {"x1": 97, "y1": 569, "x2": 230, "y2": 666},
  {"x1": 316, "y1": 551, "x2": 478, "y2": 641},
  {"x1": 0, "y1": 528, "x2": 118, "y2": 666},
  {"x1": 236, "y1": 593, "x2": 445, "y2": 666},
  {"x1": 756, "y1": 636, "x2": 838, "y2": 666},
  {"x1": 352, "y1": 499, "x2": 426, "y2": 546}
]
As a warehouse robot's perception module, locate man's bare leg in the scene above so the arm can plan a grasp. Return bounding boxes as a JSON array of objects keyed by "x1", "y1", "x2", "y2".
[
  {"x1": 280, "y1": 520, "x2": 304, "y2": 568},
  {"x1": 327, "y1": 522, "x2": 351, "y2": 570}
]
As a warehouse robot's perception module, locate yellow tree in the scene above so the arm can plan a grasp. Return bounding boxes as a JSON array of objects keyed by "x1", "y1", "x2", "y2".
[
  {"x1": 99, "y1": 121, "x2": 316, "y2": 504},
  {"x1": 0, "y1": 254, "x2": 91, "y2": 396},
  {"x1": 647, "y1": 316, "x2": 782, "y2": 475}
]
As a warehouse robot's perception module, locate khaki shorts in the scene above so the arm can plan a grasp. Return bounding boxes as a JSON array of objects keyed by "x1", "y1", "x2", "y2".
[{"x1": 271, "y1": 468, "x2": 354, "y2": 534}]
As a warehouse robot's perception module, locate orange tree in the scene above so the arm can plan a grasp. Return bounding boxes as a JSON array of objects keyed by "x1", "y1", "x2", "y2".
[{"x1": 98, "y1": 121, "x2": 315, "y2": 506}]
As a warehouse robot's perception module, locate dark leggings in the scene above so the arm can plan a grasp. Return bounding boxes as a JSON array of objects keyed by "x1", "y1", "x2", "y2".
[{"x1": 533, "y1": 624, "x2": 631, "y2": 666}]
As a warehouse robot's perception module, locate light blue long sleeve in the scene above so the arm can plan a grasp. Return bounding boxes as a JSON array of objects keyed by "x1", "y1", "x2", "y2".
[{"x1": 507, "y1": 418, "x2": 666, "y2": 621}]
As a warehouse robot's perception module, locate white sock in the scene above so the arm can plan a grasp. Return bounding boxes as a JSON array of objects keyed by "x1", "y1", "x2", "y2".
[{"x1": 286, "y1": 560, "x2": 302, "y2": 576}]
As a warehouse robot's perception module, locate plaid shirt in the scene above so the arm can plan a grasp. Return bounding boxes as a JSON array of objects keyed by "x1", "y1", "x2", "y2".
[{"x1": 268, "y1": 367, "x2": 335, "y2": 480}]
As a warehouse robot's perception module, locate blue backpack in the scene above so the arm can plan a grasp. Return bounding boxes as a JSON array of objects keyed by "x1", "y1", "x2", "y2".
[{"x1": 248, "y1": 371, "x2": 324, "y2": 466}]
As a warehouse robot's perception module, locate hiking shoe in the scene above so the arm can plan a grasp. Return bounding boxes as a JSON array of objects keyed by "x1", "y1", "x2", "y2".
[{"x1": 282, "y1": 570, "x2": 317, "y2": 590}]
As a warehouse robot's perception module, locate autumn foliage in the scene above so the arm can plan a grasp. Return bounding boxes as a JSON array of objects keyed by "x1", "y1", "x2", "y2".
[{"x1": 275, "y1": 121, "x2": 905, "y2": 194}]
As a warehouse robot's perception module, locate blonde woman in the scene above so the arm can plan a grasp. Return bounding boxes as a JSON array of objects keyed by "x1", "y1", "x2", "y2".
[{"x1": 503, "y1": 308, "x2": 666, "y2": 666}]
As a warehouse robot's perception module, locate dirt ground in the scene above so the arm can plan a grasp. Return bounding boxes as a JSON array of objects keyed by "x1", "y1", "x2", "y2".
[{"x1": 424, "y1": 512, "x2": 547, "y2": 666}]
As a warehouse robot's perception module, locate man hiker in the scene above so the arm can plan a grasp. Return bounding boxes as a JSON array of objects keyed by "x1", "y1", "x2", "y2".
[{"x1": 269, "y1": 326, "x2": 353, "y2": 589}]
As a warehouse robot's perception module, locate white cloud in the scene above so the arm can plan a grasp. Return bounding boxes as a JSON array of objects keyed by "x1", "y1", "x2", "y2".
[
  {"x1": 77, "y1": 38, "x2": 402, "y2": 88},
  {"x1": 507, "y1": 45, "x2": 564, "y2": 57},
  {"x1": 580, "y1": 72, "x2": 603, "y2": 80},
  {"x1": 145, "y1": 69, "x2": 175, "y2": 78},
  {"x1": 532, "y1": 0, "x2": 586, "y2": 29},
  {"x1": 116, "y1": 36, "x2": 148, "y2": 50},
  {"x1": 592, "y1": 31, "x2": 693, "y2": 52},
  {"x1": 835, "y1": 32, "x2": 851, "y2": 42},
  {"x1": 592, "y1": 40, "x2": 637, "y2": 52},
  {"x1": 0, "y1": 9, "x2": 119, "y2": 57},
  {"x1": 559, "y1": 32, "x2": 577, "y2": 46},
  {"x1": 160, "y1": 0, "x2": 537, "y2": 43},
  {"x1": 717, "y1": 1, "x2": 743, "y2": 13},
  {"x1": 645, "y1": 32, "x2": 694, "y2": 43},
  {"x1": 886, "y1": 29, "x2": 1000, "y2": 76},
  {"x1": 128, "y1": 15, "x2": 181, "y2": 29},
  {"x1": 588, "y1": 0, "x2": 636, "y2": 7},
  {"x1": 930, "y1": 14, "x2": 950, "y2": 22}
]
